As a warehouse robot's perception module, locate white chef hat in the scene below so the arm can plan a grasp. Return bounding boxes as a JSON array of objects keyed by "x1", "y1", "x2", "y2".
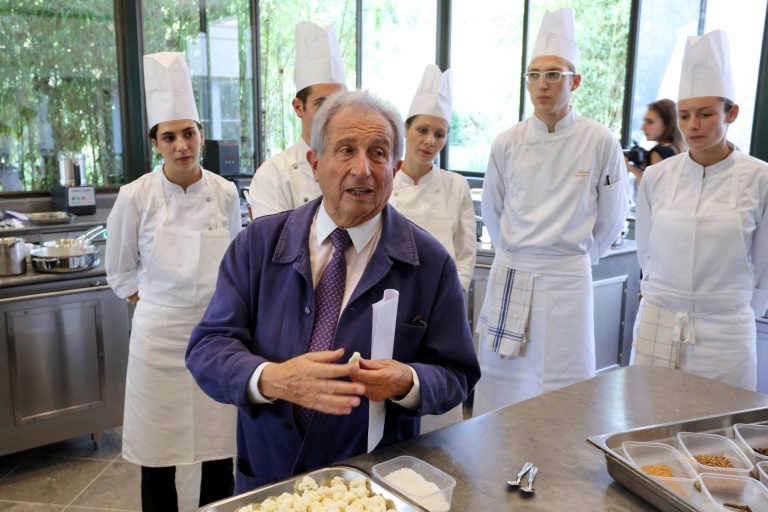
[
  {"x1": 143, "y1": 52, "x2": 200, "y2": 130},
  {"x1": 678, "y1": 29, "x2": 735, "y2": 102},
  {"x1": 406, "y1": 64, "x2": 453, "y2": 122},
  {"x1": 294, "y1": 22, "x2": 347, "y2": 92},
  {"x1": 531, "y1": 8, "x2": 580, "y2": 69}
]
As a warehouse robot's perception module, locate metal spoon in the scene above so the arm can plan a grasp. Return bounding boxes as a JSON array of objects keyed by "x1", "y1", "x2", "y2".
[
  {"x1": 519, "y1": 466, "x2": 538, "y2": 494},
  {"x1": 506, "y1": 461, "x2": 533, "y2": 487}
]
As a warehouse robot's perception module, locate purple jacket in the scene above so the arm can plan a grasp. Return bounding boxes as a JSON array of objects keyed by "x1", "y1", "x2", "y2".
[{"x1": 186, "y1": 198, "x2": 480, "y2": 493}]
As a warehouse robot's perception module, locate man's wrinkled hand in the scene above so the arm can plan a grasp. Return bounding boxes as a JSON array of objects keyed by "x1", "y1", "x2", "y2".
[
  {"x1": 349, "y1": 358, "x2": 414, "y2": 402},
  {"x1": 259, "y1": 348, "x2": 365, "y2": 415}
]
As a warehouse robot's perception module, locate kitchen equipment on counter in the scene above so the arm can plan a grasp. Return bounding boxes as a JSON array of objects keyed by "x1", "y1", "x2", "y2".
[
  {"x1": 51, "y1": 183, "x2": 96, "y2": 216},
  {"x1": 29, "y1": 244, "x2": 99, "y2": 273},
  {"x1": 507, "y1": 461, "x2": 533, "y2": 487},
  {"x1": 58, "y1": 151, "x2": 85, "y2": 187},
  {"x1": 52, "y1": 152, "x2": 95, "y2": 215},
  {"x1": 43, "y1": 225, "x2": 106, "y2": 248},
  {"x1": 203, "y1": 139, "x2": 240, "y2": 176},
  {"x1": 588, "y1": 406, "x2": 768, "y2": 511},
  {"x1": 27, "y1": 212, "x2": 77, "y2": 226},
  {"x1": 197, "y1": 466, "x2": 426, "y2": 512},
  {"x1": 0, "y1": 237, "x2": 26, "y2": 276},
  {"x1": 519, "y1": 466, "x2": 538, "y2": 494}
]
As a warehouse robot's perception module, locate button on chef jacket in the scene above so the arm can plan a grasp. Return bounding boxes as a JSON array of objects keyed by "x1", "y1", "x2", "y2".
[
  {"x1": 636, "y1": 151, "x2": 768, "y2": 318},
  {"x1": 247, "y1": 138, "x2": 321, "y2": 219},
  {"x1": 390, "y1": 164, "x2": 476, "y2": 292},
  {"x1": 482, "y1": 108, "x2": 628, "y2": 264},
  {"x1": 106, "y1": 167, "x2": 242, "y2": 298}
]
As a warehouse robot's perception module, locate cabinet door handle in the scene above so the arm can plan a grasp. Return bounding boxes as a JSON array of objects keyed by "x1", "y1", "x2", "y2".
[{"x1": 0, "y1": 284, "x2": 111, "y2": 304}]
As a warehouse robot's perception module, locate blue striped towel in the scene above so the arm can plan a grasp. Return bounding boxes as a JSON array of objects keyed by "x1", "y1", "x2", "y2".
[{"x1": 477, "y1": 266, "x2": 536, "y2": 357}]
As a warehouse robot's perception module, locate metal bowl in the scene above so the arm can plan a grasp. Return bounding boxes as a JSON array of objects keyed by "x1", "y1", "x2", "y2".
[
  {"x1": 30, "y1": 244, "x2": 100, "y2": 273},
  {"x1": 27, "y1": 212, "x2": 77, "y2": 226}
]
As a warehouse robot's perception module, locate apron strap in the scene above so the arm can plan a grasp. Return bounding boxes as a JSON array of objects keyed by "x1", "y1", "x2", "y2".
[{"x1": 672, "y1": 311, "x2": 695, "y2": 345}]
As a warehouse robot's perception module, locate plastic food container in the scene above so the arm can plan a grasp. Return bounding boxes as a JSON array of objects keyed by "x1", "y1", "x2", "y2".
[
  {"x1": 698, "y1": 473, "x2": 768, "y2": 511},
  {"x1": 622, "y1": 441, "x2": 698, "y2": 498},
  {"x1": 758, "y1": 461, "x2": 768, "y2": 487},
  {"x1": 733, "y1": 423, "x2": 768, "y2": 475},
  {"x1": 372, "y1": 456, "x2": 455, "y2": 512},
  {"x1": 677, "y1": 432, "x2": 753, "y2": 478}
]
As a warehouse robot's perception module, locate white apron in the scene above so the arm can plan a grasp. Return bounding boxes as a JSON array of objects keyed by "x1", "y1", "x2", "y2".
[
  {"x1": 122, "y1": 174, "x2": 237, "y2": 466},
  {"x1": 631, "y1": 161, "x2": 756, "y2": 390},
  {"x1": 473, "y1": 249, "x2": 594, "y2": 416}
]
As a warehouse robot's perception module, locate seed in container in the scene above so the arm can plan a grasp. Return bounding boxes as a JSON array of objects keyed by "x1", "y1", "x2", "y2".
[
  {"x1": 640, "y1": 464, "x2": 675, "y2": 478},
  {"x1": 754, "y1": 447, "x2": 768, "y2": 456},
  {"x1": 692, "y1": 454, "x2": 734, "y2": 468}
]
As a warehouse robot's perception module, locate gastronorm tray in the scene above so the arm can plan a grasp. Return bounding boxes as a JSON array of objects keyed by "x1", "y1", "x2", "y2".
[
  {"x1": 587, "y1": 406, "x2": 768, "y2": 511},
  {"x1": 27, "y1": 212, "x2": 77, "y2": 225},
  {"x1": 197, "y1": 465, "x2": 427, "y2": 512}
]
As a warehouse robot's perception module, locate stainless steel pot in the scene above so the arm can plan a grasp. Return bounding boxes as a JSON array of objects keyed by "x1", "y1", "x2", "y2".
[
  {"x1": 0, "y1": 237, "x2": 26, "y2": 276},
  {"x1": 30, "y1": 244, "x2": 100, "y2": 273}
]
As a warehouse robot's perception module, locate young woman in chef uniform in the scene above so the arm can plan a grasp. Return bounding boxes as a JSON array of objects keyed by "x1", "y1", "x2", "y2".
[
  {"x1": 106, "y1": 52, "x2": 241, "y2": 509},
  {"x1": 388, "y1": 64, "x2": 476, "y2": 431},
  {"x1": 632, "y1": 30, "x2": 768, "y2": 390}
]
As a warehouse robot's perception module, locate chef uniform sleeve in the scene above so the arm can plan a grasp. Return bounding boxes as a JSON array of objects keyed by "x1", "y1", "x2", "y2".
[
  {"x1": 635, "y1": 170, "x2": 653, "y2": 276},
  {"x1": 751, "y1": 186, "x2": 768, "y2": 317},
  {"x1": 105, "y1": 188, "x2": 141, "y2": 299},
  {"x1": 224, "y1": 180, "x2": 243, "y2": 240},
  {"x1": 248, "y1": 158, "x2": 293, "y2": 219},
  {"x1": 481, "y1": 139, "x2": 506, "y2": 249},
  {"x1": 454, "y1": 176, "x2": 478, "y2": 292},
  {"x1": 591, "y1": 137, "x2": 629, "y2": 262}
]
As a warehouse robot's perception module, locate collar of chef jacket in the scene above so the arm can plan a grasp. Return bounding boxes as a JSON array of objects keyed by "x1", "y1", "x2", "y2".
[{"x1": 531, "y1": 106, "x2": 576, "y2": 134}]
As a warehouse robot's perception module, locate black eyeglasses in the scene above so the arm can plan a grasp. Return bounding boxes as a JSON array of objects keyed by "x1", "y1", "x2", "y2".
[{"x1": 524, "y1": 71, "x2": 575, "y2": 83}]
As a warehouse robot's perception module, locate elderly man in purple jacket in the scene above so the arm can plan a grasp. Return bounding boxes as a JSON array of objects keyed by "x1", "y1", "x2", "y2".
[{"x1": 186, "y1": 90, "x2": 480, "y2": 493}]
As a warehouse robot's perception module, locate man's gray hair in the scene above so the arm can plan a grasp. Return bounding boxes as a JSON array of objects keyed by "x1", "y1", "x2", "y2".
[{"x1": 310, "y1": 90, "x2": 404, "y2": 163}]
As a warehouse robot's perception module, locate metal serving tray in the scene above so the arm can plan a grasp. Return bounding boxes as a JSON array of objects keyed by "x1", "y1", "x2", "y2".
[
  {"x1": 26, "y1": 212, "x2": 77, "y2": 226},
  {"x1": 198, "y1": 465, "x2": 427, "y2": 512},
  {"x1": 588, "y1": 406, "x2": 768, "y2": 511}
]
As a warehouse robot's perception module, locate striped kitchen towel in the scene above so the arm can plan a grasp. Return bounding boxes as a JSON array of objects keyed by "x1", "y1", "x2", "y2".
[{"x1": 476, "y1": 265, "x2": 536, "y2": 357}]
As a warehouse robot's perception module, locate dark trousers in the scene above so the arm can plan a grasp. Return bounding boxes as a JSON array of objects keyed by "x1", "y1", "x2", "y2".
[{"x1": 141, "y1": 457, "x2": 234, "y2": 512}]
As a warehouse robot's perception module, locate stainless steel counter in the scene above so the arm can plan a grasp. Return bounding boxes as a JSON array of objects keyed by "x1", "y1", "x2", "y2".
[{"x1": 343, "y1": 366, "x2": 768, "y2": 511}]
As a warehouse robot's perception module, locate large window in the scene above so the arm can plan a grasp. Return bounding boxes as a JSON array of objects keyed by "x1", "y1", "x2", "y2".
[
  {"x1": 449, "y1": 1, "x2": 525, "y2": 173},
  {"x1": 360, "y1": 2, "x2": 436, "y2": 122},
  {"x1": 630, "y1": 0, "x2": 766, "y2": 154},
  {"x1": 258, "y1": 1, "x2": 357, "y2": 161},
  {"x1": 143, "y1": 0, "x2": 255, "y2": 173},
  {"x1": 0, "y1": 1, "x2": 122, "y2": 191}
]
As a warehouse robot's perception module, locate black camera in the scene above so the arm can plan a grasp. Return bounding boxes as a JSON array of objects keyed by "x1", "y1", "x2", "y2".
[{"x1": 623, "y1": 140, "x2": 645, "y2": 167}]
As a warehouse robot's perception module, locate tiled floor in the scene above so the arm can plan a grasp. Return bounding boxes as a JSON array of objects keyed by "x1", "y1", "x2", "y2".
[{"x1": 0, "y1": 429, "x2": 202, "y2": 512}]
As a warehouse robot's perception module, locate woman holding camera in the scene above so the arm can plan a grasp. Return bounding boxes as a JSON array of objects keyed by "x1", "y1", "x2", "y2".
[
  {"x1": 625, "y1": 99, "x2": 686, "y2": 184},
  {"x1": 631, "y1": 31, "x2": 768, "y2": 391}
]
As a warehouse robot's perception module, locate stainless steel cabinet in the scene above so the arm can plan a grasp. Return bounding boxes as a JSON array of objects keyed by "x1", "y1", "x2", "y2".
[{"x1": 0, "y1": 278, "x2": 129, "y2": 456}]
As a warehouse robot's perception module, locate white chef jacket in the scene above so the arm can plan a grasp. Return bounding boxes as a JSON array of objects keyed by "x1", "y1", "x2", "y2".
[
  {"x1": 482, "y1": 107, "x2": 628, "y2": 264},
  {"x1": 636, "y1": 150, "x2": 768, "y2": 318},
  {"x1": 389, "y1": 165, "x2": 477, "y2": 291},
  {"x1": 106, "y1": 167, "x2": 241, "y2": 298},
  {"x1": 247, "y1": 138, "x2": 322, "y2": 218}
]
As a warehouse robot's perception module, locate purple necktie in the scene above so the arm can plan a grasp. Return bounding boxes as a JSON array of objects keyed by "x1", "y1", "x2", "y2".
[{"x1": 295, "y1": 228, "x2": 353, "y2": 435}]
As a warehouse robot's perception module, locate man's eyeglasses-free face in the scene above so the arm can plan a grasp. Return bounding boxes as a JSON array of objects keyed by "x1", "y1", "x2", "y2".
[{"x1": 524, "y1": 71, "x2": 575, "y2": 83}]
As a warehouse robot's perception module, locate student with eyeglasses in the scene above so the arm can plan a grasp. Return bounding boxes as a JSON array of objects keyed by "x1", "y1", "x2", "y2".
[{"x1": 475, "y1": 8, "x2": 628, "y2": 415}]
